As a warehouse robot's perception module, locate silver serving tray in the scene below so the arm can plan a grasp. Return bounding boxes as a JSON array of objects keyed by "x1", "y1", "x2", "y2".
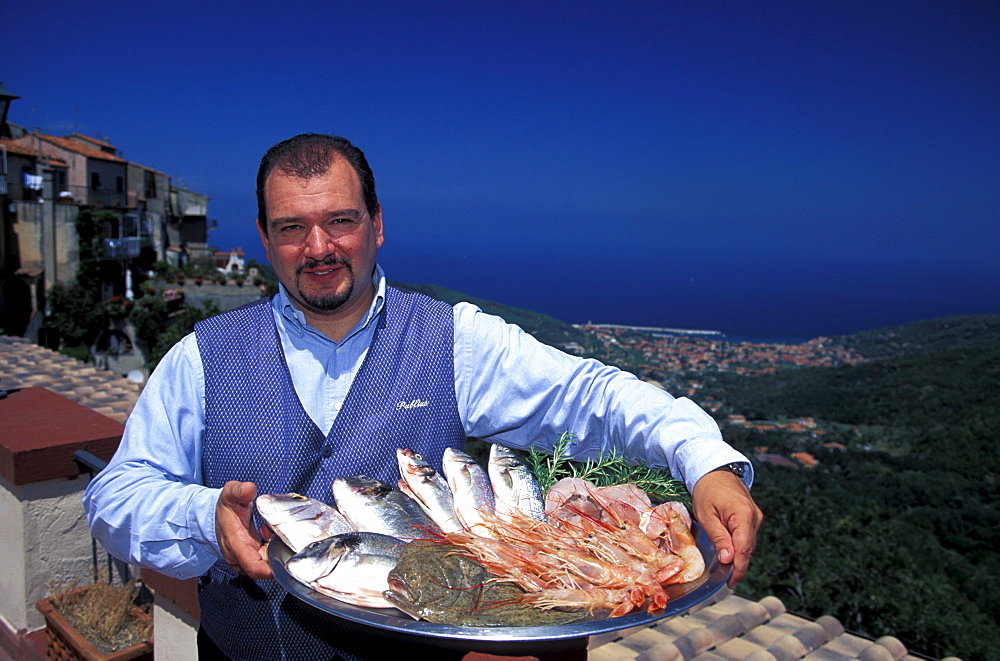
[{"x1": 269, "y1": 522, "x2": 732, "y2": 651}]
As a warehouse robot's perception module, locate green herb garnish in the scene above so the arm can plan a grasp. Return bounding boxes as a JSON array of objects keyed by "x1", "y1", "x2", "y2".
[{"x1": 526, "y1": 432, "x2": 691, "y2": 506}]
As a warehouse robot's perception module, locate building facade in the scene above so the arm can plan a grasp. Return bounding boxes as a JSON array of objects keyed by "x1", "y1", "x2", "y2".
[{"x1": 0, "y1": 96, "x2": 212, "y2": 340}]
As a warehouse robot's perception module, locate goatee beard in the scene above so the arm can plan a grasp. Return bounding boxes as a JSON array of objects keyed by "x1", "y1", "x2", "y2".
[{"x1": 296, "y1": 258, "x2": 354, "y2": 311}]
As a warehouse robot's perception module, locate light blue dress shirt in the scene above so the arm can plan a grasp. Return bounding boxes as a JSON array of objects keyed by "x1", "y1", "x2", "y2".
[{"x1": 83, "y1": 265, "x2": 751, "y2": 579}]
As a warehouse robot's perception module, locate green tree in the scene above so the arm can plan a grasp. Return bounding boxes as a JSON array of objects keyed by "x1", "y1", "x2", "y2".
[
  {"x1": 45, "y1": 208, "x2": 121, "y2": 354},
  {"x1": 148, "y1": 300, "x2": 220, "y2": 367}
]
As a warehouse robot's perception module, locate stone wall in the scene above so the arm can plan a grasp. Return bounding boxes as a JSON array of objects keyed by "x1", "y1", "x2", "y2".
[{"x1": 170, "y1": 280, "x2": 268, "y2": 313}]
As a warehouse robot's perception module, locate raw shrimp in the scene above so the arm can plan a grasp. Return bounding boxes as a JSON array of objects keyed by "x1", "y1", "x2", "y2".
[
  {"x1": 640, "y1": 502, "x2": 705, "y2": 583},
  {"x1": 523, "y1": 587, "x2": 650, "y2": 618},
  {"x1": 444, "y1": 511, "x2": 669, "y2": 615},
  {"x1": 436, "y1": 477, "x2": 707, "y2": 618}
]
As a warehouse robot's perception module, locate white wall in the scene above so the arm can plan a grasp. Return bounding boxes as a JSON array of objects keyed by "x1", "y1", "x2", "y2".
[{"x1": 0, "y1": 474, "x2": 94, "y2": 632}]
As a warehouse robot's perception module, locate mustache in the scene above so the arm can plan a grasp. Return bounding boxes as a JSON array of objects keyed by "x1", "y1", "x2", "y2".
[{"x1": 297, "y1": 256, "x2": 351, "y2": 275}]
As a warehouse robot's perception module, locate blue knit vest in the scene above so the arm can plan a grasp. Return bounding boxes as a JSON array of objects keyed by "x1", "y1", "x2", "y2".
[{"x1": 194, "y1": 286, "x2": 465, "y2": 660}]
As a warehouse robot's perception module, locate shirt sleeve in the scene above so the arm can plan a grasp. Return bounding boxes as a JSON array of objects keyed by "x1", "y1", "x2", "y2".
[
  {"x1": 82, "y1": 332, "x2": 223, "y2": 579},
  {"x1": 453, "y1": 303, "x2": 753, "y2": 491}
]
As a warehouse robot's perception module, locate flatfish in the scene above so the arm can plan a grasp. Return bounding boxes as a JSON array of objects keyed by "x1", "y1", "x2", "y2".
[{"x1": 384, "y1": 540, "x2": 584, "y2": 627}]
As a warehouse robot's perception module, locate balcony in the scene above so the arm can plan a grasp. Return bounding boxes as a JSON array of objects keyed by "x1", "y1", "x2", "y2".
[{"x1": 102, "y1": 236, "x2": 141, "y2": 260}]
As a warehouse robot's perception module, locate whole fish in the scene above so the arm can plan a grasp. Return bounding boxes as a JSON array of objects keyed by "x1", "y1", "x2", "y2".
[
  {"x1": 442, "y1": 447, "x2": 496, "y2": 535},
  {"x1": 488, "y1": 444, "x2": 546, "y2": 522},
  {"x1": 385, "y1": 540, "x2": 583, "y2": 626},
  {"x1": 396, "y1": 448, "x2": 464, "y2": 533},
  {"x1": 332, "y1": 475, "x2": 441, "y2": 541},
  {"x1": 285, "y1": 531, "x2": 406, "y2": 608},
  {"x1": 256, "y1": 493, "x2": 354, "y2": 553}
]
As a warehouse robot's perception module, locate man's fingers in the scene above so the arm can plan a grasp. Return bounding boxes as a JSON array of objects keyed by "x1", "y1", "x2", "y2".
[
  {"x1": 216, "y1": 481, "x2": 271, "y2": 579},
  {"x1": 698, "y1": 514, "x2": 736, "y2": 566},
  {"x1": 726, "y1": 504, "x2": 764, "y2": 588},
  {"x1": 691, "y1": 468, "x2": 764, "y2": 588},
  {"x1": 221, "y1": 480, "x2": 257, "y2": 509}
]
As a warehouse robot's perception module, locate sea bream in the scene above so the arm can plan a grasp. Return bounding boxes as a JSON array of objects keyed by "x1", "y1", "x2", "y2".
[
  {"x1": 442, "y1": 447, "x2": 496, "y2": 535},
  {"x1": 284, "y1": 531, "x2": 406, "y2": 608},
  {"x1": 488, "y1": 444, "x2": 546, "y2": 522},
  {"x1": 396, "y1": 448, "x2": 464, "y2": 533},
  {"x1": 256, "y1": 493, "x2": 354, "y2": 553},
  {"x1": 331, "y1": 475, "x2": 442, "y2": 541}
]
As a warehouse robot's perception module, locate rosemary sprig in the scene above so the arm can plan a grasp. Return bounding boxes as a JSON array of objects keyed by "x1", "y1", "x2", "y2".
[{"x1": 526, "y1": 432, "x2": 691, "y2": 506}]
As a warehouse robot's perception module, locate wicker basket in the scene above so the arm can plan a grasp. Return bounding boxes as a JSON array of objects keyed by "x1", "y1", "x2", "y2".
[{"x1": 35, "y1": 586, "x2": 153, "y2": 661}]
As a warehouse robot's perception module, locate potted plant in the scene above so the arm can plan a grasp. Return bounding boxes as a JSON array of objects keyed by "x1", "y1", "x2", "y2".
[{"x1": 36, "y1": 581, "x2": 153, "y2": 661}]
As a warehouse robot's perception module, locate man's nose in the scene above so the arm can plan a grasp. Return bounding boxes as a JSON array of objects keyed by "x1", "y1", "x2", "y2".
[{"x1": 304, "y1": 224, "x2": 336, "y2": 257}]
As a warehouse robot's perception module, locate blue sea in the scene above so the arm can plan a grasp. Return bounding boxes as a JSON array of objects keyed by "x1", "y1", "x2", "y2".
[{"x1": 381, "y1": 247, "x2": 1000, "y2": 343}]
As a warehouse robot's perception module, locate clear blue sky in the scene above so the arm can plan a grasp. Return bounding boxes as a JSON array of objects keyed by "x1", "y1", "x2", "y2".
[{"x1": 5, "y1": 0, "x2": 998, "y2": 337}]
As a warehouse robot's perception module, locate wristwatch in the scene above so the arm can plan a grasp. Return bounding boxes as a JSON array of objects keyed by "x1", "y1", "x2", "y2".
[{"x1": 711, "y1": 462, "x2": 747, "y2": 479}]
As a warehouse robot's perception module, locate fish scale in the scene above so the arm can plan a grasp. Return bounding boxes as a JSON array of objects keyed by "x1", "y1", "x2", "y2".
[
  {"x1": 332, "y1": 475, "x2": 442, "y2": 541},
  {"x1": 488, "y1": 444, "x2": 546, "y2": 522},
  {"x1": 256, "y1": 493, "x2": 354, "y2": 553},
  {"x1": 442, "y1": 446, "x2": 496, "y2": 534},
  {"x1": 285, "y1": 531, "x2": 406, "y2": 609},
  {"x1": 396, "y1": 447, "x2": 465, "y2": 533}
]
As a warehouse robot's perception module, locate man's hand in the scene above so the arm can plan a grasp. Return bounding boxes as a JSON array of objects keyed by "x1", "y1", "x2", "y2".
[
  {"x1": 215, "y1": 481, "x2": 272, "y2": 580},
  {"x1": 691, "y1": 468, "x2": 763, "y2": 588}
]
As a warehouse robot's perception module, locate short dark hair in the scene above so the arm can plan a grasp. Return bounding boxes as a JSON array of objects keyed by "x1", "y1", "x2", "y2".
[{"x1": 256, "y1": 134, "x2": 379, "y2": 231}]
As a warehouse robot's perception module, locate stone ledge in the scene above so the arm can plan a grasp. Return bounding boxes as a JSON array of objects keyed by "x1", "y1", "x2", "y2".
[{"x1": 0, "y1": 387, "x2": 123, "y2": 485}]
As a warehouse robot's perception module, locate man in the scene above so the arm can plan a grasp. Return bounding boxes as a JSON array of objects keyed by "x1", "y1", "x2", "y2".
[{"x1": 85, "y1": 134, "x2": 762, "y2": 660}]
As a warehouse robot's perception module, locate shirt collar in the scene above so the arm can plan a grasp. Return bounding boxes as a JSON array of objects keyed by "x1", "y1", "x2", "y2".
[{"x1": 275, "y1": 264, "x2": 387, "y2": 343}]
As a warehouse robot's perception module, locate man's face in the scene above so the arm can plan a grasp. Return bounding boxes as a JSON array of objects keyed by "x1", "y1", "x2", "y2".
[{"x1": 258, "y1": 156, "x2": 384, "y2": 320}]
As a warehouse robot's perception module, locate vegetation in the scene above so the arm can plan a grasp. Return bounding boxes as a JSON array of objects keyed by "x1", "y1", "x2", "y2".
[
  {"x1": 45, "y1": 209, "x2": 119, "y2": 351},
  {"x1": 48, "y1": 580, "x2": 151, "y2": 655},
  {"x1": 699, "y1": 317, "x2": 1000, "y2": 659},
  {"x1": 46, "y1": 214, "x2": 223, "y2": 369},
  {"x1": 835, "y1": 314, "x2": 1000, "y2": 360},
  {"x1": 128, "y1": 278, "x2": 219, "y2": 367},
  {"x1": 525, "y1": 431, "x2": 690, "y2": 504},
  {"x1": 42, "y1": 241, "x2": 1000, "y2": 657},
  {"x1": 430, "y1": 301, "x2": 998, "y2": 658}
]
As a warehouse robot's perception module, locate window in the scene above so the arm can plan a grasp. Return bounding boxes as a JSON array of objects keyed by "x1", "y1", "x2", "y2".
[
  {"x1": 90, "y1": 172, "x2": 101, "y2": 190},
  {"x1": 116, "y1": 176, "x2": 124, "y2": 193},
  {"x1": 144, "y1": 170, "x2": 157, "y2": 198}
]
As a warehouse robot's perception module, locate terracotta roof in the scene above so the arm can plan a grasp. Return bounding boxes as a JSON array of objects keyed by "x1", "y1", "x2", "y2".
[
  {"x1": 0, "y1": 138, "x2": 69, "y2": 166},
  {"x1": 0, "y1": 335, "x2": 141, "y2": 423},
  {"x1": 65, "y1": 132, "x2": 116, "y2": 150},
  {"x1": 14, "y1": 133, "x2": 128, "y2": 163},
  {"x1": 588, "y1": 589, "x2": 956, "y2": 661}
]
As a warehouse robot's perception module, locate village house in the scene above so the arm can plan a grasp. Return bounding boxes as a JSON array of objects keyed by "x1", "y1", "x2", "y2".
[
  {"x1": 213, "y1": 246, "x2": 246, "y2": 275},
  {"x1": 0, "y1": 85, "x2": 212, "y2": 342}
]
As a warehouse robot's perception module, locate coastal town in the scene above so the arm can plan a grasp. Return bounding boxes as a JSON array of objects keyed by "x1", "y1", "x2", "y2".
[
  {"x1": 580, "y1": 323, "x2": 867, "y2": 381},
  {"x1": 578, "y1": 323, "x2": 866, "y2": 470}
]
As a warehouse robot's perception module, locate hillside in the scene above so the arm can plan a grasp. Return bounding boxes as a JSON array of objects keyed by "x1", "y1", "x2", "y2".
[
  {"x1": 713, "y1": 344, "x2": 1000, "y2": 436},
  {"x1": 390, "y1": 281, "x2": 600, "y2": 354},
  {"x1": 706, "y1": 317, "x2": 1000, "y2": 660},
  {"x1": 835, "y1": 314, "x2": 1000, "y2": 360}
]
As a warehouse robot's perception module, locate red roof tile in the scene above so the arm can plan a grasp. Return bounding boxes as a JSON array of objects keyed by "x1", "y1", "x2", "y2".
[
  {"x1": 0, "y1": 138, "x2": 69, "y2": 166},
  {"x1": 11, "y1": 133, "x2": 127, "y2": 163}
]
